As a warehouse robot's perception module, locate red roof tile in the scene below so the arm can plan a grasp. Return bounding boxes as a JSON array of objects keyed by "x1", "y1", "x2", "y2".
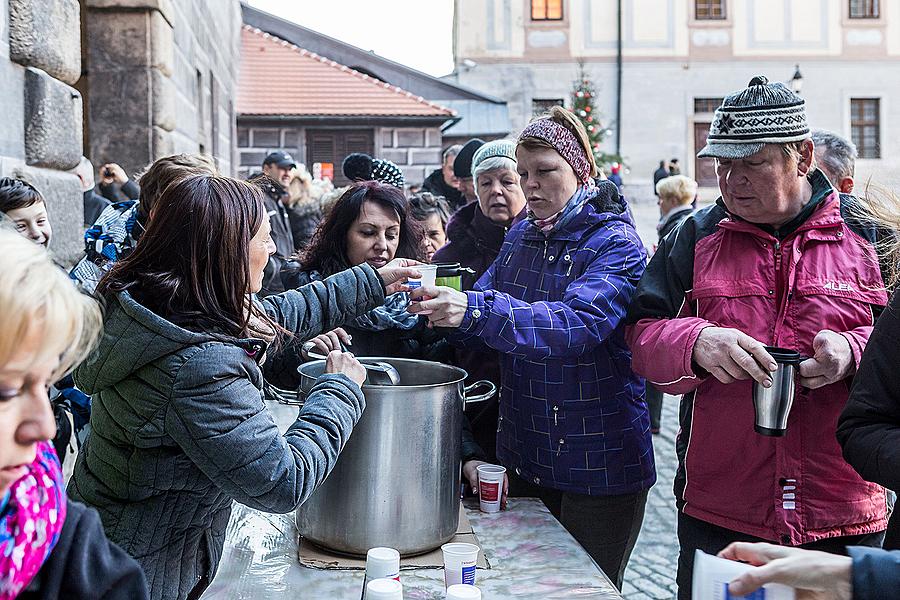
[{"x1": 238, "y1": 26, "x2": 456, "y2": 118}]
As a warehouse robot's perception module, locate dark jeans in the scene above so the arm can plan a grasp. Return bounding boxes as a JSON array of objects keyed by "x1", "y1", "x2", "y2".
[
  {"x1": 646, "y1": 385, "x2": 663, "y2": 431},
  {"x1": 508, "y1": 472, "x2": 648, "y2": 590},
  {"x1": 676, "y1": 511, "x2": 885, "y2": 600}
]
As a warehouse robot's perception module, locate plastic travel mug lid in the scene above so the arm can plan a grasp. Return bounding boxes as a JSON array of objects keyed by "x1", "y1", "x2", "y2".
[
  {"x1": 763, "y1": 345, "x2": 803, "y2": 364},
  {"x1": 446, "y1": 584, "x2": 482, "y2": 599},
  {"x1": 436, "y1": 262, "x2": 461, "y2": 277},
  {"x1": 365, "y1": 578, "x2": 403, "y2": 600},
  {"x1": 366, "y1": 547, "x2": 400, "y2": 579}
]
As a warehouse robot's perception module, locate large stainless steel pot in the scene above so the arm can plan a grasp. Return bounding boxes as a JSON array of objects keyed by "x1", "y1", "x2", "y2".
[{"x1": 294, "y1": 358, "x2": 495, "y2": 556}]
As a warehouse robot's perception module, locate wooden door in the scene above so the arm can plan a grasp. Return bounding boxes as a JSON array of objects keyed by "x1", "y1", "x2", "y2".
[
  {"x1": 693, "y1": 122, "x2": 718, "y2": 188},
  {"x1": 306, "y1": 129, "x2": 375, "y2": 185}
]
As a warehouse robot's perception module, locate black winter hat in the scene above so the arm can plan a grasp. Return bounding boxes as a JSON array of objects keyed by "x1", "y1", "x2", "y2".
[
  {"x1": 342, "y1": 153, "x2": 374, "y2": 181},
  {"x1": 452, "y1": 139, "x2": 486, "y2": 178}
]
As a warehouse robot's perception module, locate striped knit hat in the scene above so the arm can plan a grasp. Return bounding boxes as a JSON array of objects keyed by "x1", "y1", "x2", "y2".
[
  {"x1": 698, "y1": 75, "x2": 810, "y2": 160},
  {"x1": 472, "y1": 139, "x2": 517, "y2": 173}
]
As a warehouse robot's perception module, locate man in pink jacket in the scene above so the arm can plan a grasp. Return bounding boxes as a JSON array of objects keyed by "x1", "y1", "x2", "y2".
[{"x1": 625, "y1": 76, "x2": 888, "y2": 600}]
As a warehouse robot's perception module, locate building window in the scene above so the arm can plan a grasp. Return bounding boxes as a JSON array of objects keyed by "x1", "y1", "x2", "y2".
[
  {"x1": 533, "y1": 98, "x2": 564, "y2": 115},
  {"x1": 531, "y1": 0, "x2": 563, "y2": 21},
  {"x1": 695, "y1": 0, "x2": 726, "y2": 20},
  {"x1": 849, "y1": 0, "x2": 879, "y2": 18},
  {"x1": 851, "y1": 98, "x2": 881, "y2": 159},
  {"x1": 693, "y1": 97, "x2": 724, "y2": 113}
]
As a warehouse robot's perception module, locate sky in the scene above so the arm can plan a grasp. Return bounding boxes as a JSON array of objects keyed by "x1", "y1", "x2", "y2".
[{"x1": 246, "y1": 0, "x2": 456, "y2": 77}]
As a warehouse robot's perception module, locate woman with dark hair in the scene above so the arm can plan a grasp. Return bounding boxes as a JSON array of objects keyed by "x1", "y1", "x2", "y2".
[
  {"x1": 410, "y1": 106, "x2": 655, "y2": 590},
  {"x1": 68, "y1": 175, "x2": 418, "y2": 600},
  {"x1": 281, "y1": 181, "x2": 438, "y2": 359}
]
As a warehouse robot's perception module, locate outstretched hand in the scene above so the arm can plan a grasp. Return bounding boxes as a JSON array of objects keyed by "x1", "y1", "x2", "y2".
[
  {"x1": 377, "y1": 258, "x2": 422, "y2": 295},
  {"x1": 408, "y1": 286, "x2": 469, "y2": 328}
]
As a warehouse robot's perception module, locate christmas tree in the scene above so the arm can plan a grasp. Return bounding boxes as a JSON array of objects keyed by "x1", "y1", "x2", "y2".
[{"x1": 569, "y1": 62, "x2": 621, "y2": 173}]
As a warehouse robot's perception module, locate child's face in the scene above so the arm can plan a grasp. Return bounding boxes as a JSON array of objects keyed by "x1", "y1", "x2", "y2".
[{"x1": 5, "y1": 201, "x2": 52, "y2": 248}]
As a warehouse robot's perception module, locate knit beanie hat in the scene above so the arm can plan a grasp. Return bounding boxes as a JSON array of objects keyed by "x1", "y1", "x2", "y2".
[
  {"x1": 472, "y1": 139, "x2": 517, "y2": 173},
  {"x1": 698, "y1": 75, "x2": 810, "y2": 160},
  {"x1": 371, "y1": 159, "x2": 405, "y2": 189},
  {"x1": 452, "y1": 138, "x2": 486, "y2": 178},
  {"x1": 342, "y1": 153, "x2": 373, "y2": 181}
]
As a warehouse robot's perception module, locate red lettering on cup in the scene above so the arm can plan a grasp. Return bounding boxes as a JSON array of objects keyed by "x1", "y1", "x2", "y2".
[{"x1": 480, "y1": 481, "x2": 500, "y2": 502}]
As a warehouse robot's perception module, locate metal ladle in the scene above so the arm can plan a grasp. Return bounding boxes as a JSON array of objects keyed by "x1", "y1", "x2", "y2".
[{"x1": 306, "y1": 348, "x2": 401, "y2": 386}]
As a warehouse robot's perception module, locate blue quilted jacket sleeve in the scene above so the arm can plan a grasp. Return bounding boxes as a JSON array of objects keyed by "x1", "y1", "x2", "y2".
[
  {"x1": 453, "y1": 228, "x2": 645, "y2": 361},
  {"x1": 167, "y1": 344, "x2": 365, "y2": 514},
  {"x1": 848, "y1": 547, "x2": 900, "y2": 600}
]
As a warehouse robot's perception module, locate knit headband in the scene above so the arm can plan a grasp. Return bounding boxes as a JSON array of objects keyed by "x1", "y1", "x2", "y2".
[{"x1": 518, "y1": 119, "x2": 592, "y2": 185}]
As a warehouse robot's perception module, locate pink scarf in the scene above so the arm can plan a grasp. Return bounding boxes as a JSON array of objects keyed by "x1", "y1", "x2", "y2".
[{"x1": 0, "y1": 441, "x2": 67, "y2": 598}]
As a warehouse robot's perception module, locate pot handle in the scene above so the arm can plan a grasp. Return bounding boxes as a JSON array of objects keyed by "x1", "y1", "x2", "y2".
[{"x1": 463, "y1": 380, "x2": 497, "y2": 407}]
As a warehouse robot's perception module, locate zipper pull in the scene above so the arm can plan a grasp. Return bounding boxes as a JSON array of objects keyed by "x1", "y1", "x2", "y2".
[
  {"x1": 564, "y1": 254, "x2": 573, "y2": 277},
  {"x1": 543, "y1": 240, "x2": 549, "y2": 259},
  {"x1": 556, "y1": 437, "x2": 565, "y2": 456},
  {"x1": 553, "y1": 405, "x2": 559, "y2": 426}
]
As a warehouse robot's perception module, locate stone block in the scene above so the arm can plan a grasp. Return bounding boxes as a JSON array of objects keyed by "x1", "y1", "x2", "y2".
[
  {"x1": 241, "y1": 151, "x2": 268, "y2": 169},
  {"x1": 9, "y1": 0, "x2": 81, "y2": 85},
  {"x1": 410, "y1": 148, "x2": 442, "y2": 165},
  {"x1": 381, "y1": 128, "x2": 395, "y2": 148},
  {"x1": 396, "y1": 129, "x2": 425, "y2": 147},
  {"x1": 237, "y1": 127, "x2": 250, "y2": 148},
  {"x1": 152, "y1": 126, "x2": 174, "y2": 160},
  {"x1": 151, "y1": 69, "x2": 176, "y2": 131},
  {"x1": 91, "y1": 123, "x2": 153, "y2": 178},
  {"x1": 251, "y1": 129, "x2": 279, "y2": 147},
  {"x1": 150, "y1": 10, "x2": 174, "y2": 77},
  {"x1": 12, "y1": 165, "x2": 84, "y2": 264},
  {"x1": 24, "y1": 68, "x2": 83, "y2": 171},
  {"x1": 0, "y1": 61, "x2": 25, "y2": 161},
  {"x1": 86, "y1": 0, "x2": 174, "y2": 26},
  {"x1": 85, "y1": 11, "x2": 150, "y2": 69},
  {"x1": 400, "y1": 166, "x2": 426, "y2": 186},
  {"x1": 380, "y1": 149, "x2": 409, "y2": 165},
  {"x1": 425, "y1": 128, "x2": 443, "y2": 148}
]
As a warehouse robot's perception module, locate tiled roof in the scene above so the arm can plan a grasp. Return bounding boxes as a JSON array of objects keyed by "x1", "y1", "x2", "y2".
[{"x1": 237, "y1": 26, "x2": 456, "y2": 119}]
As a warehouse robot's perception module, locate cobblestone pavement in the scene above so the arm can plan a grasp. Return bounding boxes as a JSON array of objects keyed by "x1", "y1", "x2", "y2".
[{"x1": 622, "y1": 397, "x2": 680, "y2": 599}]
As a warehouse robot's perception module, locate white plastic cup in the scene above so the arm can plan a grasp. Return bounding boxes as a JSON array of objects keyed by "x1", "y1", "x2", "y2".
[
  {"x1": 407, "y1": 264, "x2": 437, "y2": 291},
  {"x1": 476, "y1": 464, "x2": 506, "y2": 513},
  {"x1": 361, "y1": 548, "x2": 400, "y2": 599},
  {"x1": 365, "y1": 577, "x2": 403, "y2": 600},
  {"x1": 441, "y1": 542, "x2": 479, "y2": 589},
  {"x1": 446, "y1": 584, "x2": 482, "y2": 599}
]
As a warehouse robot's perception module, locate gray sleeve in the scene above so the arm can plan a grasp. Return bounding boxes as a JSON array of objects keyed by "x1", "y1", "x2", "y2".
[
  {"x1": 166, "y1": 345, "x2": 365, "y2": 514},
  {"x1": 262, "y1": 263, "x2": 385, "y2": 340}
]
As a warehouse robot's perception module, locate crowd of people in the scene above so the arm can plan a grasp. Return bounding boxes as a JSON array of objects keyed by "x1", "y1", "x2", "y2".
[{"x1": 1, "y1": 74, "x2": 899, "y2": 600}]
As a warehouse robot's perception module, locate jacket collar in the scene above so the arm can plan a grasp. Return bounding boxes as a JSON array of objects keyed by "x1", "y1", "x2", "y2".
[
  {"x1": 717, "y1": 168, "x2": 841, "y2": 240},
  {"x1": 522, "y1": 181, "x2": 628, "y2": 242},
  {"x1": 445, "y1": 202, "x2": 525, "y2": 252}
]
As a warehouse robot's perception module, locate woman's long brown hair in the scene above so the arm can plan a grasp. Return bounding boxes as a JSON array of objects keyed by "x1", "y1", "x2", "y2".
[{"x1": 99, "y1": 175, "x2": 280, "y2": 341}]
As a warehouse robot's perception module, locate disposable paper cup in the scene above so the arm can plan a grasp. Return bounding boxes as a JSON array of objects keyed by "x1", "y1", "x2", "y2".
[
  {"x1": 365, "y1": 547, "x2": 400, "y2": 580},
  {"x1": 441, "y1": 542, "x2": 479, "y2": 589},
  {"x1": 446, "y1": 584, "x2": 482, "y2": 599},
  {"x1": 407, "y1": 264, "x2": 437, "y2": 291},
  {"x1": 366, "y1": 577, "x2": 403, "y2": 600},
  {"x1": 476, "y1": 464, "x2": 506, "y2": 513}
]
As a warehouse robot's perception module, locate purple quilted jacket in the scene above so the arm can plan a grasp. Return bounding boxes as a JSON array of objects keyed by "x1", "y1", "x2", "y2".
[{"x1": 450, "y1": 183, "x2": 656, "y2": 496}]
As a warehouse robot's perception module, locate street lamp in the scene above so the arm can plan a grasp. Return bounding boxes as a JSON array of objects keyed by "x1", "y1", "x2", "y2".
[{"x1": 789, "y1": 64, "x2": 803, "y2": 95}]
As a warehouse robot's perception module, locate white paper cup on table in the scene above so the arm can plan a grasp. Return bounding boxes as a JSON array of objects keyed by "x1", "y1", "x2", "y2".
[
  {"x1": 441, "y1": 542, "x2": 479, "y2": 588},
  {"x1": 361, "y1": 548, "x2": 400, "y2": 599},
  {"x1": 447, "y1": 584, "x2": 482, "y2": 599},
  {"x1": 476, "y1": 464, "x2": 506, "y2": 513},
  {"x1": 365, "y1": 577, "x2": 403, "y2": 600}
]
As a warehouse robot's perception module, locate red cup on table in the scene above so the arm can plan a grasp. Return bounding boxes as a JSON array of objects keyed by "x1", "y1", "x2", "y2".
[{"x1": 476, "y1": 464, "x2": 506, "y2": 513}]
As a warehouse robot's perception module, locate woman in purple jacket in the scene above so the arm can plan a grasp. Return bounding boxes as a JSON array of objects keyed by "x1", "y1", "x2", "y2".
[{"x1": 409, "y1": 107, "x2": 655, "y2": 590}]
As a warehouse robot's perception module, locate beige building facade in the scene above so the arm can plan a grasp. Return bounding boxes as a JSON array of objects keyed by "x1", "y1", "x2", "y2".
[{"x1": 448, "y1": 0, "x2": 900, "y2": 199}]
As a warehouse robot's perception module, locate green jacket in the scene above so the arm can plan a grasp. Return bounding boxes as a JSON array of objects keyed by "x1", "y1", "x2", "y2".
[{"x1": 69, "y1": 264, "x2": 385, "y2": 600}]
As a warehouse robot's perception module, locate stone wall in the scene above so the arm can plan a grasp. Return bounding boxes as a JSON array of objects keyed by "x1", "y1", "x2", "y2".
[
  {"x1": 84, "y1": 0, "x2": 241, "y2": 178},
  {"x1": 376, "y1": 126, "x2": 443, "y2": 186},
  {"x1": 236, "y1": 125, "x2": 304, "y2": 181},
  {"x1": 1, "y1": 0, "x2": 85, "y2": 262}
]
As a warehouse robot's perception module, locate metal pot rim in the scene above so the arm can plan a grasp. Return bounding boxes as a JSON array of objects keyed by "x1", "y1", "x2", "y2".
[{"x1": 298, "y1": 356, "x2": 468, "y2": 389}]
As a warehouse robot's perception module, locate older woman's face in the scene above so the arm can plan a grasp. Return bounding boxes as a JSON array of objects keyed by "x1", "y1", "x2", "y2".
[
  {"x1": 346, "y1": 201, "x2": 401, "y2": 269},
  {"x1": 476, "y1": 168, "x2": 526, "y2": 226},
  {"x1": 418, "y1": 213, "x2": 446, "y2": 262},
  {"x1": 516, "y1": 146, "x2": 580, "y2": 220},
  {"x1": 0, "y1": 326, "x2": 58, "y2": 496},
  {"x1": 249, "y1": 216, "x2": 276, "y2": 294},
  {"x1": 716, "y1": 142, "x2": 813, "y2": 228}
]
